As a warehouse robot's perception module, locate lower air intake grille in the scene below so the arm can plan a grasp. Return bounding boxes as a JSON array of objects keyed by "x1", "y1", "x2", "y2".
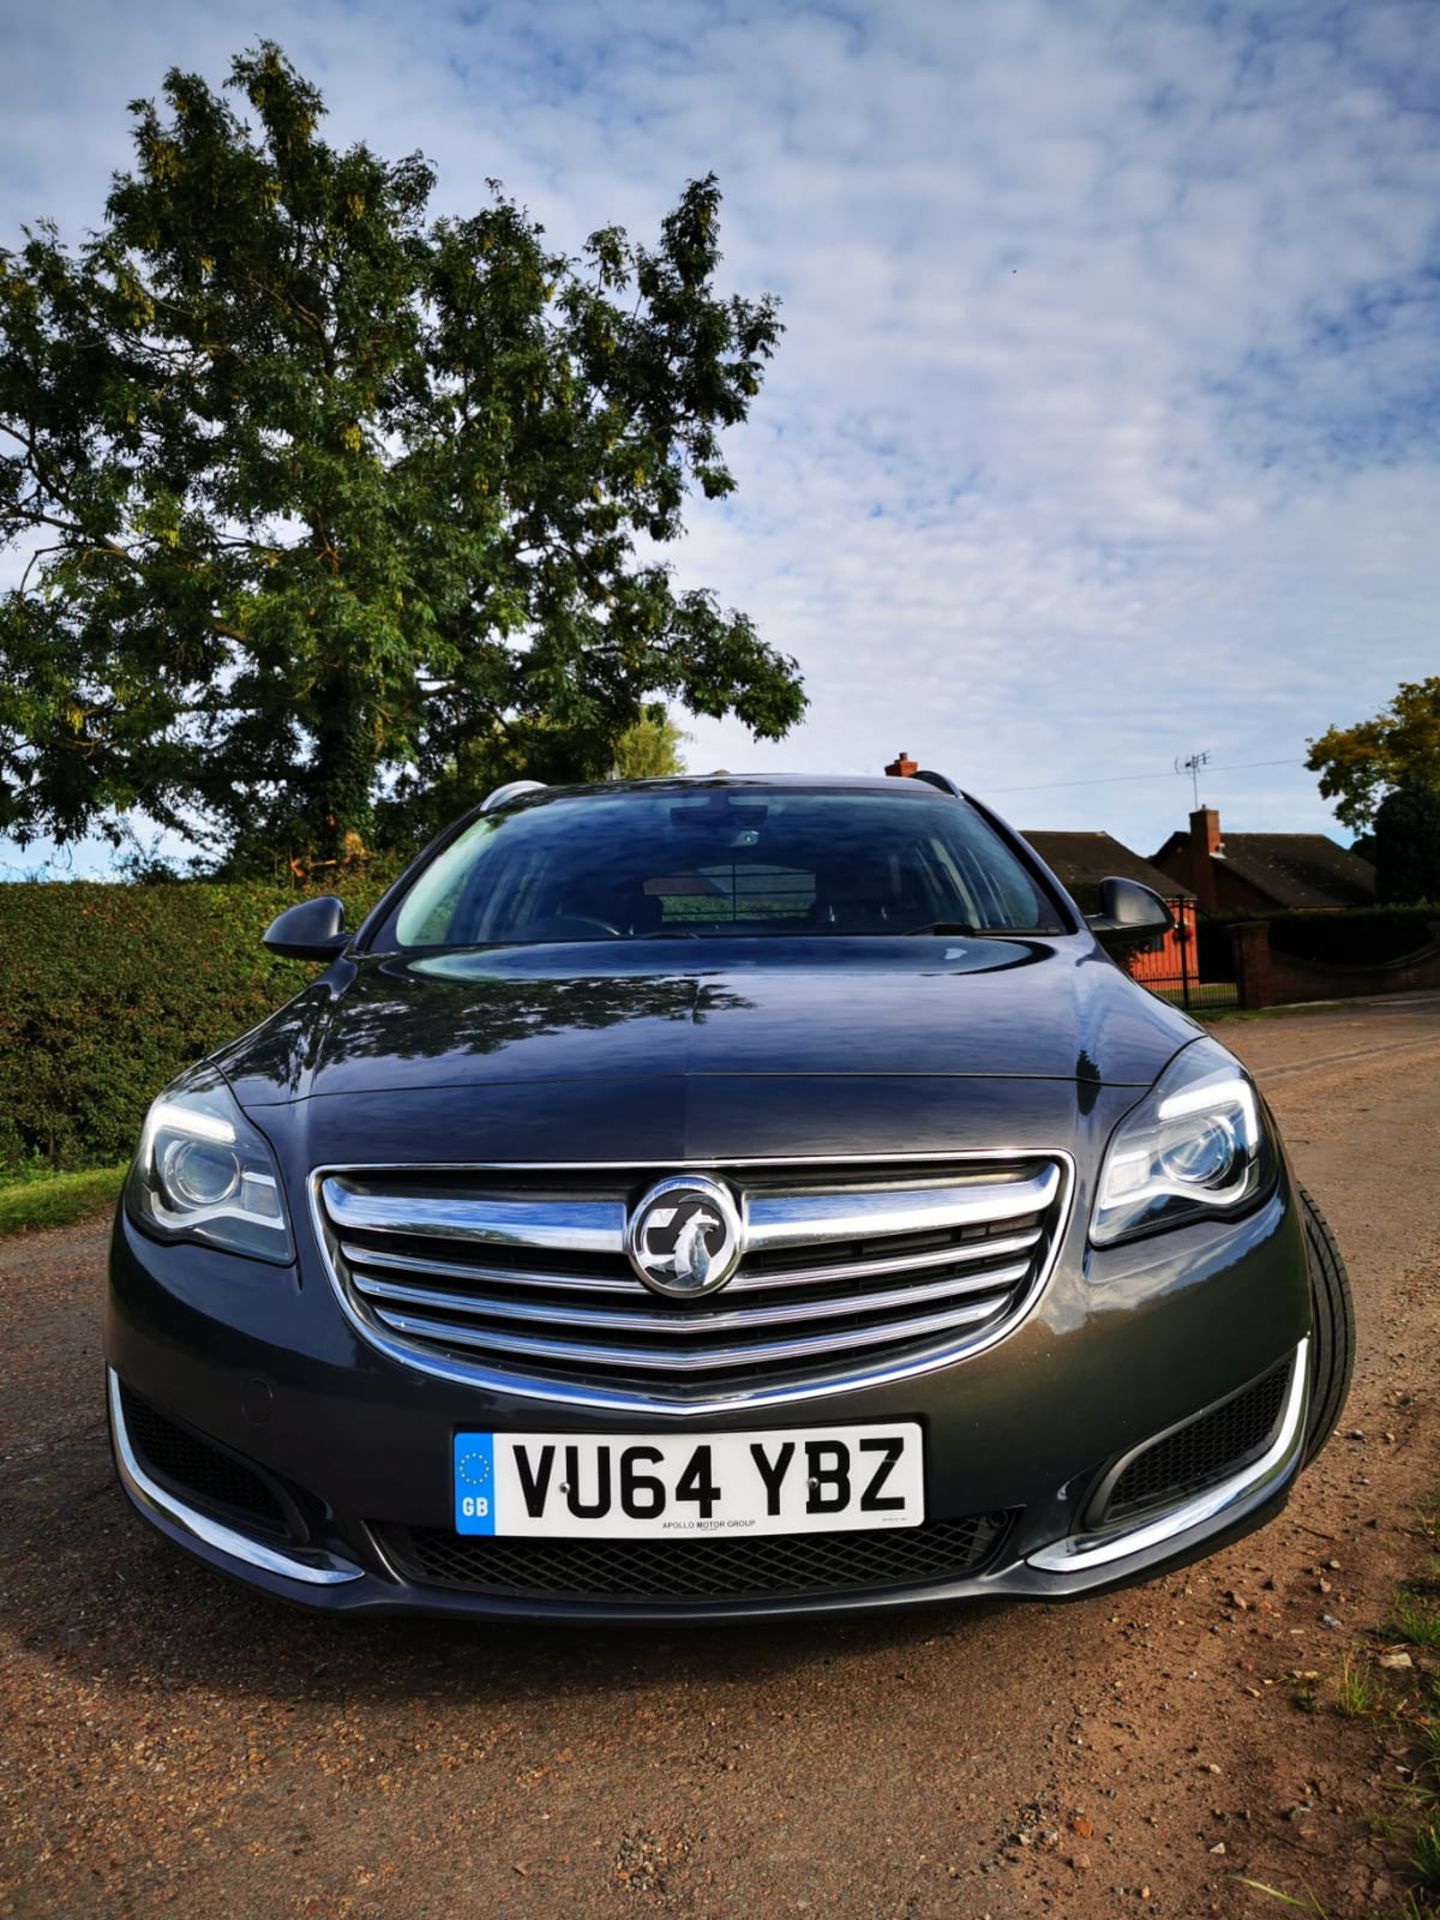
[
  {"x1": 118, "y1": 1384, "x2": 292, "y2": 1539},
  {"x1": 1102, "y1": 1358, "x2": 1293, "y2": 1524},
  {"x1": 378, "y1": 1512, "x2": 1012, "y2": 1603}
]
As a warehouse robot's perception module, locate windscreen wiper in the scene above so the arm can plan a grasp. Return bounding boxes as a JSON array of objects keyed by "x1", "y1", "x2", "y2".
[{"x1": 905, "y1": 922, "x2": 1057, "y2": 937}]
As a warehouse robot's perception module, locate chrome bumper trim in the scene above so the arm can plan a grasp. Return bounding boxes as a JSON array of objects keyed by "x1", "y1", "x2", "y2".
[
  {"x1": 107, "y1": 1370, "x2": 363, "y2": 1587},
  {"x1": 1025, "y1": 1337, "x2": 1309, "y2": 1574}
]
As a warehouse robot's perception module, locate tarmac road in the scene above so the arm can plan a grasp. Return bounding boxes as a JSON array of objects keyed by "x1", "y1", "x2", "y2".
[{"x1": 4, "y1": 994, "x2": 1440, "y2": 1919}]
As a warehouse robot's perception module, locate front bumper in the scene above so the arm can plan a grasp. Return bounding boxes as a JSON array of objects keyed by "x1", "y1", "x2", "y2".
[
  {"x1": 104, "y1": 1176, "x2": 1314, "y2": 1622},
  {"x1": 107, "y1": 1340, "x2": 1310, "y2": 1620}
]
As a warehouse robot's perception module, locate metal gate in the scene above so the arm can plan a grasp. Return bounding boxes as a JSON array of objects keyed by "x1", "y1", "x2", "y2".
[{"x1": 1125, "y1": 902, "x2": 1239, "y2": 1013}]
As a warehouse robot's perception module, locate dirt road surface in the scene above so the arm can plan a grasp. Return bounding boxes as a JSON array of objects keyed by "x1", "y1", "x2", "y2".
[{"x1": 5, "y1": 996, "x2": 1440, "y2": 1919}]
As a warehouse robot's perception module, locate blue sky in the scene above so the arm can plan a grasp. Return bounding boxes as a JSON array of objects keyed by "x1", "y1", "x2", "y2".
[{"x1": 4, "y1": 0, "x2": 1440, "y2": 871}]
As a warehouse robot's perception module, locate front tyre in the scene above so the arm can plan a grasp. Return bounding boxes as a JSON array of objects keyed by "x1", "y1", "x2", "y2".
[{"x1": 1300, "y1": 1187, "x2": 1355, "y2": 1464}]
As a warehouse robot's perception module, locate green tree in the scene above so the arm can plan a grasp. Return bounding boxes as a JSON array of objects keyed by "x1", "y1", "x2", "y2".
[
  {"x1": 1371, "y1": 783, "x2": 1440, "y2": 904},
  {"x1": 1307, "y1": 678, "x2": 1440, "y2": 833},
  {"x1": 611, "y1": 705, "x2": 688, "y2": 779},
  {"x1": 0, "y1": 44, "x2": 804, "y2": 868},
  {"x1": 371, "y1": 702, "x2": 688, "y2": 844}
]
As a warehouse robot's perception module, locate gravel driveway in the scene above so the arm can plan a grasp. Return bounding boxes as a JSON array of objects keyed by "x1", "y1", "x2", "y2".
[{"x1": 5, "y1": 994, "x2": 1440, "y2": 1919}]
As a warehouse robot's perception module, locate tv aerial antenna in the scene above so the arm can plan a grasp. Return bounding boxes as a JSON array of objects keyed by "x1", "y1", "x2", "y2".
[{"x1": 1176, "y1": 750, "x2": 1210, "y2": 810}]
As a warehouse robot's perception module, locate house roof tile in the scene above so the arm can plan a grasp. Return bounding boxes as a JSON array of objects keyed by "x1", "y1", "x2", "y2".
[
  {"x1": 1023, "y1": 830, "x2": 1195, "y2": 901},
  {"x1": 1150, "y1": 830, "x2": 1376, "y2": 911}
]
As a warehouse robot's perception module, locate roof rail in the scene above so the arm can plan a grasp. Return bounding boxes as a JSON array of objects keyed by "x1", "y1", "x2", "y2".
[
  {"x1": 912, "y1": 769, "x2": 963, "y2": 797},
  {"x1": 480, "y1": 779, "x2": 547, "y2": 813}
]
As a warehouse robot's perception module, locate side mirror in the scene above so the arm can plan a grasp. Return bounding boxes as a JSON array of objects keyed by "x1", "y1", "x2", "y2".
[
  {"x1": 263, "y1": 895, "x2": 350, "y2": 962},
  {"x1": 1086, "y1": 876, "x2": 1174, "y2": 942}
]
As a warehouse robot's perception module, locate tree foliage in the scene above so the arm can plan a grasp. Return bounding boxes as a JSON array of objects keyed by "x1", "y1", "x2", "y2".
[
  {"x1": 1371, "y1": 783, "x2": 1440, "y2": 905},
  {"x1": 611, "y1": 705, "x2": 688, "y2": 779},
  {"x1": 1307, "y1": 677, "x2": 1440, "y2": 834},
  {"x1": 370, "y1": 703, "x2": 689, "y2": 843},
  {"x1": 0, "y1": 44, "x2": 803, "y2": 866}
]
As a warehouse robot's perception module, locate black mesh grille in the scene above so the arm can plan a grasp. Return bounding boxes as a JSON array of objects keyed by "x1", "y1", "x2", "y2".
[
  {"x1": 1103, "y1": 1359, "x2": 1292, "y2": 1523},
  {"x1": 118, "y1": 1385, "x2": 291, "y2": 1538},
  {"x1": 379, "y1": 1512, "x2": 1011, "y2": 1603}
]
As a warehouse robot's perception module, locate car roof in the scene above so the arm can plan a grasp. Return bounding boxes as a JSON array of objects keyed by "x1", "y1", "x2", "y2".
[{"x1": 516, "y1": 773, "x2": 963, "y2": 804}]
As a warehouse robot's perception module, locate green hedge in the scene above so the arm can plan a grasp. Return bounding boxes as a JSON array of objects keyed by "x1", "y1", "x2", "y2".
[
  {"x1": 1216, "y1": 905, "x2": 1440, "y2": 969},
  {"x1": 0, "y1": 870, "x2": 397, "y2": 1173}
]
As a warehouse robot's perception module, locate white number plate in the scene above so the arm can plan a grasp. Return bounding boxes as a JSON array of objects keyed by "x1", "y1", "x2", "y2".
[{"x1": 452, "y1": 1424, "x2": 924, "y2": 1538}]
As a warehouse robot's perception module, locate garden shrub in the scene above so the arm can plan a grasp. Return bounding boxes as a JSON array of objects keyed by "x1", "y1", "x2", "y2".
[
  {"x1": 1208, "y1": 905, "x2": 1440, "y2": 970},
  {"x1": 1258, "y1": 905, "x2": 1440, "y2": 967},
  {"x1": 0, "y1": 868, "x2": 397, "y2": 1171}
]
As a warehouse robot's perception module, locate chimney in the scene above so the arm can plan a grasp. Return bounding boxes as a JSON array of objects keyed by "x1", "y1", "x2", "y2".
[
  {"x1": 1192, "y1": 806, "x2": 1222, "y2": 857},
  {"x1": 1190, "y1": 806, "x2": 1221, "y2": 911},
  {"x1": 885, "y1": 750, "x2": 918, "y2": 778}
]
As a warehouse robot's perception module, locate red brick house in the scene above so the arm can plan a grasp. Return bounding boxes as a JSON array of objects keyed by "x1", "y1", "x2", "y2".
[
  {"x1": 1150, "y1": 809, "x2": 1376, "y2": 915},
  {"x1": 1022, "y1": 831, "x2": 1197, "y2": 985}
]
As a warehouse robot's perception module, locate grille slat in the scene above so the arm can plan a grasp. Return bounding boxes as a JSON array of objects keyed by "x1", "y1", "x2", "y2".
[
  {"x1": 340, "y1": 1240, "x2": 644, "y2": 1296},
  {"x1": 371, "y1": 1288, "x2": 1015, "y2": 1373},
  {"x1": 350, "y1": 1258, "x2": 1030, "y2": 1334},
  {"x1": 339, "y1": 1225, "x2": 1044, "y2": 1298},
  {"x1": 744, "y1": 1166, "x2": 1060, "y2": 1250},
  {"x1": 322, "y1": 1183, "x2": 626, "y2": 1253},
  {"x1": 379, "y1": 1511, "x2": 1013, "y2": 1602},
  {"x1": 319, "y1": 1155, "x2": 1069, "y2": 1401}
]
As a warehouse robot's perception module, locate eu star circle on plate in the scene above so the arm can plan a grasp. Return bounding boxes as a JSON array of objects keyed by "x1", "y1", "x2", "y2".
[{"x1": 456, "y1": 1447, "x2": 492, "y2": 1487}]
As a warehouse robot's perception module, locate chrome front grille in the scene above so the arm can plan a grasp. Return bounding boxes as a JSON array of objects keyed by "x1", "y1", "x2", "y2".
[{"x1": 314, "y1": 1155, "x2": 1071, "y2": 1410}]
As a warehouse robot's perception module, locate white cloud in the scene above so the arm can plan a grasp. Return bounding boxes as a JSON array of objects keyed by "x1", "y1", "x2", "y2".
[{"x1": 4, "y1": 0, "x2": 1440, "y2": 870}]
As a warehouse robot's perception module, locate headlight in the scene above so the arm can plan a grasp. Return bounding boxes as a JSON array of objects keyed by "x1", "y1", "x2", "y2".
[
  {"x1": 126, "y1": 1070, "x2": 294, "y2": 1265},
  {"x1": 1091, "y1": 1038, "x2": 1274, "y2": 1247}
]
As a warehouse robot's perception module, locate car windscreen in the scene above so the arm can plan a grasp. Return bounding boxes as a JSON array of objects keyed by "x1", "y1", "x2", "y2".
[{"x1": 388, "y1": 788, "x2": 1067, "y2": 948}]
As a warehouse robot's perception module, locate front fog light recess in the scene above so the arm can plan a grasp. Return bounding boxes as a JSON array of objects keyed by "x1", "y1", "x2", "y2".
[
  {"x1": 1091, "y1": 1039, "x2": 1271, "y2": 1246},
  {"x1": 127, "y1": 1071, "x2": 293, "y2": 1264}
]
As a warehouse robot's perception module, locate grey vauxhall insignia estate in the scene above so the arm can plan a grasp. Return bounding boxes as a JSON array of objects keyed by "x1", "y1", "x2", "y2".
[{"x1": 105, "y1": 773, "x2": 1354, "y2": 1621}]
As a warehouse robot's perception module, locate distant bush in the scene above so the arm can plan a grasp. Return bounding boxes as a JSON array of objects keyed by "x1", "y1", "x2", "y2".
[
  {"x1": 0, "y1": 867, "x2": 398, "y2": 1172},
  {"x1": 1372, "y1": 785, "x2": 1440, "y2": 905}
]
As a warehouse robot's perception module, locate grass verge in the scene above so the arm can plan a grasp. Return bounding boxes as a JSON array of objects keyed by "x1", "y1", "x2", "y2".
[
  {"x1": 0, "y1": 1165, "x2": 126, "y2": 1238},
  {"x1": 1392, "y1": 1590, "x2": 1440, "y2": 1650}
]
